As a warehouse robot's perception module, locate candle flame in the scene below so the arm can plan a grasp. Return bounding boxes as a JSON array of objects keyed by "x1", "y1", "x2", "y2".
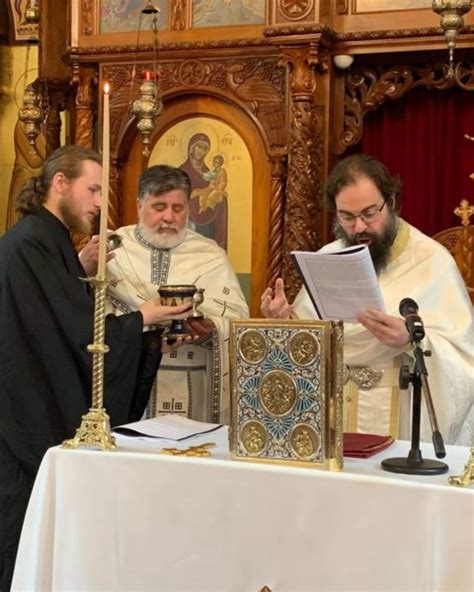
[{"x1": 104, "y1": 82, "x2": 110, "y2": 94}]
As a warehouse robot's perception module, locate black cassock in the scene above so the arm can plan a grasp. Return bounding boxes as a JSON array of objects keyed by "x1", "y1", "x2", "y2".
[{"x1": 0, "y1": 208, "x2": 162, "y2": 590}]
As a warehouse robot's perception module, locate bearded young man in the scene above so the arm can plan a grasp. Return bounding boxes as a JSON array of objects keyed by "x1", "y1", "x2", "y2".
[
  {"x1": 261, "y1": 154, "x2": 473, "y2": 445},
  {"x1": 0, "y1": 146, "x2": 193, "y2": 592},
  {"x1": 106, "y1": 165, "x2": 249, "y2": 424}
]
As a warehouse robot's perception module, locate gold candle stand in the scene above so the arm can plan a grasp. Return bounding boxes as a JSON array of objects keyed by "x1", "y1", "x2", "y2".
[
  {"x1": 62, "y1": 275, "x2": 116, "y2": 451},
  {"x1": 448, "y1": 448, "x2": 474, "y2": 487}
]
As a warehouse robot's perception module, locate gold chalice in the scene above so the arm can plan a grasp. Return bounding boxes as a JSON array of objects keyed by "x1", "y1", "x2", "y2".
[{"x1": 157, "y1": 284, "x2": 203, "y2": 340}]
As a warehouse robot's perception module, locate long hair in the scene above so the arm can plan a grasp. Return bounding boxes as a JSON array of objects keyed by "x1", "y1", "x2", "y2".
[
  {"x1": 325, "y1": 154, "x2": 401, "y2": 212},
  {"x1": 15, "y1": 145, "x2": 102, "y2": 216}
]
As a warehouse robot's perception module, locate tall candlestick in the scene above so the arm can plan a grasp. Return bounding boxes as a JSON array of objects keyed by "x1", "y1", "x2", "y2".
[{"x1": 97, "y1": 82, "x2": 110, "y2": 278}]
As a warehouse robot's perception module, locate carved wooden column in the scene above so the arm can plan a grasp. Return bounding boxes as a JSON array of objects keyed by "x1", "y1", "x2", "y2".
[
  {"x1": 39, "y1": 0, "x2": 70, "y2": 155},
  {"x1": 266, "y1": 154, "x2": 287, "y2": 287},
  {"x1": 71, "y1": 63, "x2": 98, "y2": 149},
  {"x1": 108, "y1": 160, "x2": 122, "y2": 230},
  {"x1": 41, "y1": 79, "x2": 69, "y2": 155},
  {"x1": 104, "y1": 63, "x2": 136, "y2": 230},
  {"x1": 280, "y1": 43, "x2": 326, "y2": 300},
  {"x1": 265, "y1": 24, "x2": 333, "y2": 300}
]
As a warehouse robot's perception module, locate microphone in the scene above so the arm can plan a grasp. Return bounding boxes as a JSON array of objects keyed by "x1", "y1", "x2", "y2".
[{"x1": 399, "y1": 298, "x2": 425, "y2": 342}]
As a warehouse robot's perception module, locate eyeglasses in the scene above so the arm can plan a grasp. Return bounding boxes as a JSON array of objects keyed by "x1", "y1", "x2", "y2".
[{"x1": 336, "y1": 201, "x2": 386, "y2": 227}]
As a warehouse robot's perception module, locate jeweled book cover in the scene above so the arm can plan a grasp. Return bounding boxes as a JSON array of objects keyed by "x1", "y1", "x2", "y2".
[{"x1": 230, "y1": 319, "x2": 344, "y2": 470}]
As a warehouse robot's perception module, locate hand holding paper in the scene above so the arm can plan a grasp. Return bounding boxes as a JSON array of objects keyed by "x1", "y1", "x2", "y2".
[
  {"x1": 291, "y1": 244, "x2": 386, "y2": 322},
  {"x1": 357, "y1": 308, "x2": 410, "y2": 348}
]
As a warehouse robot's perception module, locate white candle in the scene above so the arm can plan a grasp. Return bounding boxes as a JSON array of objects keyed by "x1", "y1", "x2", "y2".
[{"x1": 97, "y1": 82, "x2": 110, "y2": 277}]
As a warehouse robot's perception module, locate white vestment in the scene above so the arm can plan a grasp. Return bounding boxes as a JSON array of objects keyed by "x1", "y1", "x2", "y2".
[
  {"x1": 106, "y1": 226, "x2": 249, "y2": 423},
  {"x1": 293, "y1": 219, "x2": 474, "y2": 445}
]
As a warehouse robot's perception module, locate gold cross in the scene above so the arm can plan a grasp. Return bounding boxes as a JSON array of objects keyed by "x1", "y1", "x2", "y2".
[
  {"x1": 454, "y1": 199, "x2": 474, "y2": 227},
  {"x1": 161, "y1": 442, "x2": 216, "y2": 457}
]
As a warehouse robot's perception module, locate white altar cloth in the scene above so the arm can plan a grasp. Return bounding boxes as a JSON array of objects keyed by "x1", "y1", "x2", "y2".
[{"x1": 12, "y1": 429, "x2": 474, "y2": 592}]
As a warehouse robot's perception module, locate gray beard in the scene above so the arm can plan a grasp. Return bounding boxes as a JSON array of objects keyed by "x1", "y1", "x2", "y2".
[
  {"x1": 137, "y1": 222, "x2": 187, "y2": 249},
  {"x1": 333, "y1": 213, "x2": 399, "y2": 274}
]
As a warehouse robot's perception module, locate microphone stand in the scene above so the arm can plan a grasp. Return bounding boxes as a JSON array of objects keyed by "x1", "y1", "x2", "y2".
[{"x1": 381, "y1": 340, "x2": 449, "y2": 475}]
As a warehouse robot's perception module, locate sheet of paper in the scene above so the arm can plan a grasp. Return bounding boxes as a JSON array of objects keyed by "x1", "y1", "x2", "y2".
[
  {"x1": 113, "y1": 415, "x2": 223, "y2": 441},
  {"x1": 292, "y1": 244, "x2": 386, "y2": 322}
]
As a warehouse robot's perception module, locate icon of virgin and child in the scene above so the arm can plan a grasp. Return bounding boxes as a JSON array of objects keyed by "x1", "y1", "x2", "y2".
[{"x1": 179, "y1": 133, "x2": 228, "y2": 249}]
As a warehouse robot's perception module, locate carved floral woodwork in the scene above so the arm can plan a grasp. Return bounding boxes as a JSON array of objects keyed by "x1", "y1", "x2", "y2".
[
  {"x1": 339, "y1": 60, "x2": 474, "y2": 152},
  {"x1": 100, "y1": 55, "x2": 287, "y2": 154},
  {"x1": 336, "y1": 0, "x2": 349, "y2": 15},
  {"x1": 455, "y1": 60, "x2": 474, "y2": 90},
  {"x1": 278, "y1": 0, "x2": 314, "y2": 21},
  {"x1": 337, "y1": 25, "x2": 474, "y2": 42}
]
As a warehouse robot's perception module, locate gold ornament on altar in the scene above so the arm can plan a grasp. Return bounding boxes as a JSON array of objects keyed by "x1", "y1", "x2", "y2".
[
  {"x1": 131, "y1": 4, "x2": 163, "y2": 156},
  {"x1": 230, "y1": 319, "x2": 344, "y2": 470},
  {"x1": 18, "y1": 83, "x2": 43, "y2": 146},
  {"x1": 161, "y1": 442, "x2": 216, "y2": 457},
  {"x1": 449, "y1": 448, "x2": 474, "y2": 487},
  {"x1": 432, "y1": 0, "x2": 472, "y2": 78}
]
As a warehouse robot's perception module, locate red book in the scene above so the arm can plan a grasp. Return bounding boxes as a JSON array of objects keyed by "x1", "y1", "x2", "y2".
[{"x1": 343, "y1": 433, "x2": 394, "y2": 458}]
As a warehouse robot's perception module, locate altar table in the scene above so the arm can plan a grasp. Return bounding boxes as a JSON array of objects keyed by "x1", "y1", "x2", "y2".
[{"x1": 12, "y1": 429, "x2": 474, "y2": 591}]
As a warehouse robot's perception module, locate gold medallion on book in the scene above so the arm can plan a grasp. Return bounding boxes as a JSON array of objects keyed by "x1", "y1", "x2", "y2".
[{"x1": 230, "y1": 319, "x2": 344, "y2": 470}]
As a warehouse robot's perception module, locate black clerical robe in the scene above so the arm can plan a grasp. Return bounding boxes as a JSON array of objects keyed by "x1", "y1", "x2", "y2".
[{"x1": 0, "y1": 208, "x2": 161, "y2": 590}]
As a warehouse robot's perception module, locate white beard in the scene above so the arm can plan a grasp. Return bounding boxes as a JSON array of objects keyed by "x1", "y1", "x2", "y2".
[{"x1": 138, "y1": 221, "x2": 188, "y2": 249}]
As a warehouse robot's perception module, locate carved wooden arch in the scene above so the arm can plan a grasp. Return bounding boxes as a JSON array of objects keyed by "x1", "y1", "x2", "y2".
[
  {"x1": 338, "y1": 60, "x2": 474, "y2": 154},
  {"x1": 117, "y1": 92, "x2": 274, "y2": 316},
  {"x1": 115, "y1": 85, "x2": 279, "y2": 163}
]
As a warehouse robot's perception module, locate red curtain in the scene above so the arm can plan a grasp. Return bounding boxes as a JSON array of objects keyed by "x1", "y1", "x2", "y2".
[{"x1": 358, "y1": 86, "x2": 474, "y2": 237}]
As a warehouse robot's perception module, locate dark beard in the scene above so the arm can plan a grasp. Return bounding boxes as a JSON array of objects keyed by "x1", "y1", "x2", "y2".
[{"x1": 333, "y1": 214, "x2": 399, "y2": 274}]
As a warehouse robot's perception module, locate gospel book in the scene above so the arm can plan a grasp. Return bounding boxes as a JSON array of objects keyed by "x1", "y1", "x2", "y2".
[{"x1": 291, "y1": 244, "x2": 385, "y2": 322}]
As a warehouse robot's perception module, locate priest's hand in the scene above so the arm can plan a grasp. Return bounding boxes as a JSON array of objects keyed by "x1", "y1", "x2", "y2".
[
  {"x1": 357, "y1": 308, "x2": 410, "y2": 348},
  {"x1": 78, "y1": 234, "x2": 115, "y2": 276},
  {"x1": 183, "y1": 317, "x2": 215, "y2": 344},
  {"x1": 139, "y1": 300, "x2": 192, "y2": 327},
  {"x1": 260, "y1": 278, "x2": 292, "y2": 319}
]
